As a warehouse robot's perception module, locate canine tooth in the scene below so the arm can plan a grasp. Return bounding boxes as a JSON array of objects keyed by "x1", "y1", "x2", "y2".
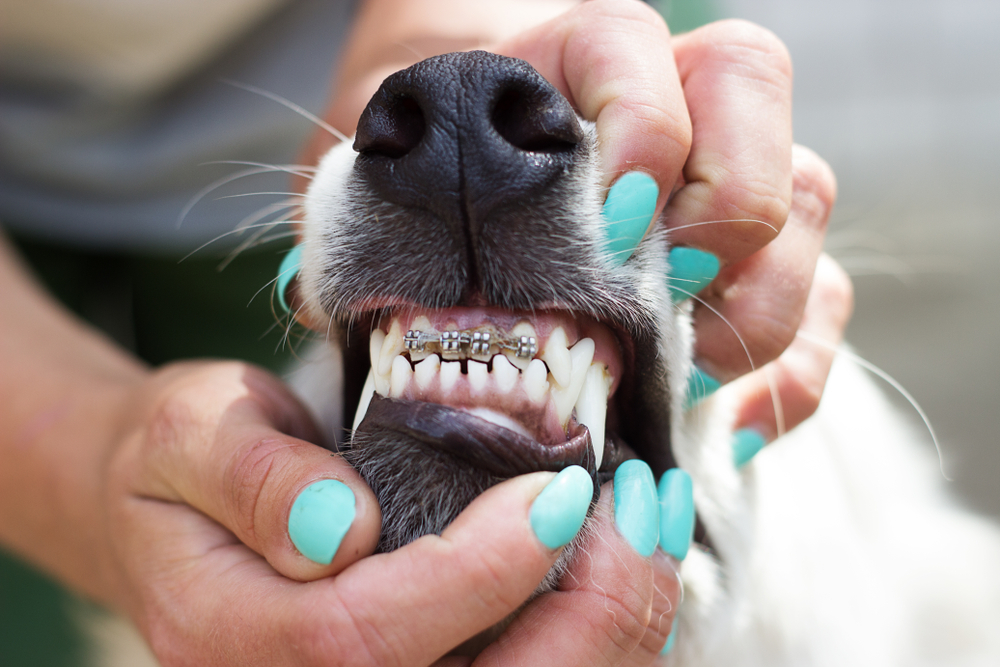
[
  {"x1": 523, "y1": 358, "x2": 550, "y2": 403},
  {"x1": 492, "y1": 354, "x2": 519, "y2": 393},
  {"x1": 541, "y1": 327, "x2": 572, "y2": 387},
  {"x1": 352, "y1": 370, "x2": 377, "y2": 432},
  {"x1": 379, "y1": 319, "x2": 404, "y2": 377},
  {"x1": 390, "y1": 355, "x2": 412, "y2": 397},
  {"x1": 440, "y1": 361, "x2": 461, "y2": 392},
  {"x1": 414, "y1": 354, "x2": 440, "y2": 391},
  {"x1": 370, "y1": 329, "x2": 390, "y2": 396},
  {"x1": 467, "y1": 360, "x2": 489, "y2": 392},
  {"x1": 575, "y1": 363, "x2": 612, "y2": 470},
  {"x1": 550, "y1": 338, "x2": 596, "y2": 425}
]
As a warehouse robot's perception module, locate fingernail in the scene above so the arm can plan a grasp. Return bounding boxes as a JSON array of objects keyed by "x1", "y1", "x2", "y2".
[
  {"x1": 276, "y1": 244, "x2": 303, "y2": 312},
  {"x1": 614, "y1": 459, "x2": 659, "y2": 557},
  {"x1": 661, "y1": 621, "x2": 679, "y2": 655},
  {"x1": 732, "y1": 428, "x2": 767, "y2": 468},
  {"x1": 658, "y1": 468, "x2": 695, "y2": 561},
  {"x1": 602, "y1": 172, "x2": 659, "y2": 266},
  {"x1": 684, "y1": 366, "x2": 721, "y2": 409},
  {"x1": 530, "y1": 466, "x2": 594, "y2": 549},
  {"x1": 667, "y1": 247, "x2": 720, "y2": 303},
  {"x1": 288, "y1": 479, "x2": 355, "y2": 565}
]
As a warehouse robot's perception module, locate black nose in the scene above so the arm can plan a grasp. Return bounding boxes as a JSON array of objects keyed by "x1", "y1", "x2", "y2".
[{"x1": 353, "y1": 51, "x2": 584, "y2": 251}]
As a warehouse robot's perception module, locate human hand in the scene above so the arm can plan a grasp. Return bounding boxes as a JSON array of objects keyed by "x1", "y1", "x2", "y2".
[
  {"x1": 98, "y1": 361, "x2": 682, "y2": 665},
  {"x1": 305, "y1": 0, "x2": 845, "y2": 443}
]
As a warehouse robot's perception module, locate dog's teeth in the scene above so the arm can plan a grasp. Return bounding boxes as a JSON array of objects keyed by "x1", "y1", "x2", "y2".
[
  {"x1": 541, "y1": 327, "x2": 572, "y2": 387},
  {"x1": 408, "y1": 316, "x2": 433, "y2": 361},
  {"x1": 370, "y1": 329, "x2": 390, "y2": 396},
  {"x1": 524, "y1": 358, "x2": 550, "y2": 403},
  {"x1": 504, "y1": 321, "x2": 537, "y2": 370},
  {"x1": 492, "y1": 354, "x2": 519, "y2": 393},
  {"x1": 352, "y1": 370, "x2": 377, "y2": 432},
  {"x1": 468, "y1": 360, "x2": 489, "y2": 392},
  {"x1": 379, "y1": 319, "x2": 404, "y2": 377},
  {"x1": 440, "y1": 361, "x2": 461, "y2": 391},
  {"x1": 551, "y1": 337, "x2": 595, "y2": 425},
  {"x1": 413, "y1": 354, "x2": 440, "y2": 391},
  {"x1": 575, "y1": 363, "x2": 612, "y2": 470},
  {"x1": 390, "y1": 355, "x2": 412, "y2": 397}
]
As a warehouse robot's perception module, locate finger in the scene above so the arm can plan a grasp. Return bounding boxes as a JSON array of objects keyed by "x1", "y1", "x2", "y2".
[
  {"x1": 122, "y1": 361, "x2": 381, "y2": 582},
  {"x1": 500, "y1": 0, "x2": 692, "y2": 192},
  {"x1": 119, "y1": 467, "x2": 592, "y2": 667},
  {"x1": 688, "y1": 144, "x2": 837, "y2": 386},
  {"x1": 667, "y1": 20, "x2": 794, "y2": 263},
  {"x1": 623, "y1": 551, "x2": 682, "y2": 666},
  {"x1": 309, "y1": 468, "x2": 593, "y2": 666},
  {"x1": 475, "y1": 467, "x2": 665, "y2": 667},
  {"x1": 726, "y1": 253, "x2": 854, "y2": 449}
]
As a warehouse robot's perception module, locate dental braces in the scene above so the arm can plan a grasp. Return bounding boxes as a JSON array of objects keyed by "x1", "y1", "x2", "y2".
[{"x1": 404, "y1": 329, "x2": 538, "y2": 362}]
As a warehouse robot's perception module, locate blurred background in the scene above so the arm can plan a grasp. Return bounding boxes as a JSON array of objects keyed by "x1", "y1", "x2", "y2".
[
  {"x1": 660, "y1": 0, "x2": 1000, "y2": 518},
  {"x1": 1, "y1": 0, "x2": 998, "y2": 665}
]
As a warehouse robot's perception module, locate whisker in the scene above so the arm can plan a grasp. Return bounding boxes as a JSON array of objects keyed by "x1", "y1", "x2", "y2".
[
  {"x1": 668, "y1": 218, "x2": 779, "y2": 234},
  {"x1": 177, "y1": 166, "x2": 300, "y2": 228},
  {"x1": 215, "y1": 191, "x2": 305, "y2": 200},
  {"x1": 201, "y1": 160, "x2": 315, "y2": 178},
  {"x1": 222, "y1": 79, "x2": 350, "y2": 143},
  {"x1": 178, "y1": 219, "x2": 297, "y2": 263},
  {"x1": 795, "y1": 330, "x2": 949, "y2": 481},
  {"x1": 673, "y1": 287, "x2": 756, "y2": 372}
]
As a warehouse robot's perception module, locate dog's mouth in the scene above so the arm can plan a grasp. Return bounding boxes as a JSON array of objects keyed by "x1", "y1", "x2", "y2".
[{"x1": 349, "y1": 306, "x2": 636, "y2": 484}]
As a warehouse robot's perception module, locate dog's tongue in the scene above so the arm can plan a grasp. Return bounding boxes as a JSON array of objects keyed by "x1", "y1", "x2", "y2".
[{"x1": 355, "y1": 395, "x2": 602, "y2": 480}]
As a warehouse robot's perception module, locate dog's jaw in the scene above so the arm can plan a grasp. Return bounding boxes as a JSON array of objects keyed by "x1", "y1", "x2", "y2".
[{"x1": 292, "y1": 50, "x2": 694, "y2": 596}]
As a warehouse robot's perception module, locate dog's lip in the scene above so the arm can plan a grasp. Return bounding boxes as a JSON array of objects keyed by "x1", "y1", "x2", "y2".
[{"x1": 357, "y1": 394, "x2": 604, "y2": 480}]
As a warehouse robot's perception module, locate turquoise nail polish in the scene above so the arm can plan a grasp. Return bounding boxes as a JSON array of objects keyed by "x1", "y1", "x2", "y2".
[
  {"x1": 276, "y1": 244, "x2": 303, "y2": 312},
  {"x1": 658, "y1": 468, "x2": 695, "y2": 561},
  {"x1": 732, "y1": 428, "x2": 767, "y2": 468},
  {"x1": 602, "y1": 172, "x2": 659, "y2": 266},
  {"x1": 614, "y1": 459, "x2": 660, "y2": 557},
  {"x1": 530, "y1": 466, "x2": 594, "y2": 549},
  {"x1": 684, "y1": 366, "x2": 721, "y2": 409},
  {"x1": 288, "y1": 479, "x2": 355, "y2": 565},
  {"x1": 661, "y1": 621, "x2": 679, "y2": 655},
  {"x1": 667, "y1": 247, "x2": 720, "y2": 303}
]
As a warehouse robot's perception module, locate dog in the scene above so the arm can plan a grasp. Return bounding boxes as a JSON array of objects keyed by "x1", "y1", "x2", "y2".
[
  {"x1": 83, "y1": 51, "x2": 1000, "y2": 666},
  {"x1": 285, "y1": 51, "x2": 1000, "y2": 665}
]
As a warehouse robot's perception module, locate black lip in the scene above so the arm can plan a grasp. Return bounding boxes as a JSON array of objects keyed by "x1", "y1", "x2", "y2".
[{"x1": 354, "y1": 395, "x2": 633, "y2": 496}]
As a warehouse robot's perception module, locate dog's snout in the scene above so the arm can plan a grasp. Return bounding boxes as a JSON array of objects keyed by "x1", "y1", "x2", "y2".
[{"x1": 353, "y1": 51, "x2": 584, "y2": 244}]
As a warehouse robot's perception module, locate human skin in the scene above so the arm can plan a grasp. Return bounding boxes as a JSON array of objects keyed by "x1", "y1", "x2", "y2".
[{"x1": 0, "y1": 1, "x2": 851, "y2": 665}]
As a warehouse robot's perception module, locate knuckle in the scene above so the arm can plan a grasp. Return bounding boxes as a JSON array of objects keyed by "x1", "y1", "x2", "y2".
[
  {"x1": 587, "y1": 0, "x2": 668, "y2": 31},
  {"x1": 224, "y1": 437, "x2": 292, "y2": 544},
  {"x1": 614, "y1": 95, "x2": 693, "y2": 156},
  {"x1": 701, "y1": 19, "x2": 792, "y2": 80},
  {"x1": 746, "y1": 309, "x2": 800, "y2": 366}
]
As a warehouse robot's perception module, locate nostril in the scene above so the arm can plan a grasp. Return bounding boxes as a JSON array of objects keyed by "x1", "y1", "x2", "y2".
[
  {"x1": 491, "y1": 87, "x2": 583, "y2": 153},
  {"x1": 354, "y1": 95, "x2": 426, "y2": 159}
]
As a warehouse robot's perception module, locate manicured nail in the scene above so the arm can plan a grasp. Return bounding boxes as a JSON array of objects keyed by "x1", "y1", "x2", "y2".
[
  {"x1": 276, "y1": 244, "x2": 303, "y2": 312},
  {"x1": 530, "y1": 466, "x2": 594, "y2": 549},
  {"x1": 661, "y1": 621, "x2": 679, "y2": 655},
  {"x1": 658, "y1": 468, "x2": 695, "y2": 561},
  {"x1": 684, "y1": 366, "x2": 721, "y2": 409},
  {"x1": 614, "y1": 459, "x2": 659, "y2": 557},
  {"x1": 732, "y1": 428, "x2": 767, "y2": 468},
  {"x1": 667, "y1": 247, "x2": 720, "y2": 303},
  {"x1": 288, "y1": 479, "x2": 355, "y2": 565},
  {"x1": 602, "y1": 172, "x2": 659, "y2": 266}
]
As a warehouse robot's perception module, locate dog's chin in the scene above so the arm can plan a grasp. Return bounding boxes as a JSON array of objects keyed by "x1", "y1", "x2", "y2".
[{"x1": 347, "y1": 395, "x2": 634, "y2": 555}]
